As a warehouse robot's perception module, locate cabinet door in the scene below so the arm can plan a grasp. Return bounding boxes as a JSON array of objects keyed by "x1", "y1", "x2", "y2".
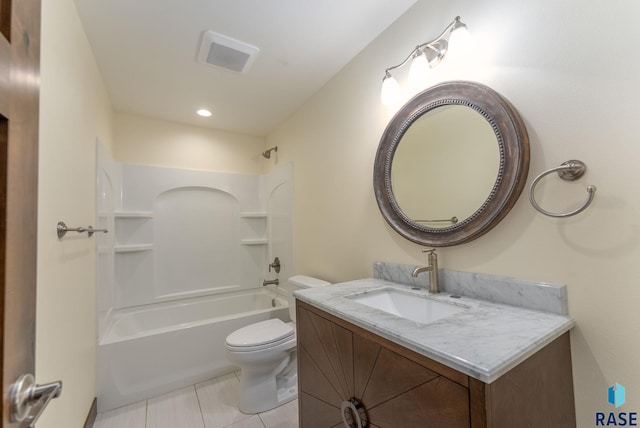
[
  {"x1": 297, "y1": 305, "x2": 470, "y2": 428},
  {"x1": 298, "y1": 303, "x2": 353, "y2": 427}
]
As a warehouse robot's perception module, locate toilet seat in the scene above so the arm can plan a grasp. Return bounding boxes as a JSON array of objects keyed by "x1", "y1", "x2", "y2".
[{"x1": 226, "y1": 319, "x2": 294, "y2": 352}]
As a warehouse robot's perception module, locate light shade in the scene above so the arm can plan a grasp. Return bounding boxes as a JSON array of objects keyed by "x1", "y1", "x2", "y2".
[
  {"x1": 408, "y1": 52, "x2": 430, "y2": 88},
  {"x1": 381, "y1": 74, "x2": 400, "y2": 106},
  {"x1": 446, "y1": 24, "x2": 471, "y2": 62}
]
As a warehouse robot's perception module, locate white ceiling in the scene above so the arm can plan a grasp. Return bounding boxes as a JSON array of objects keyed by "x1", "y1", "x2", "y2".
[{"x1": 73, "y1": 0, "x2": 418, "y2": 137}]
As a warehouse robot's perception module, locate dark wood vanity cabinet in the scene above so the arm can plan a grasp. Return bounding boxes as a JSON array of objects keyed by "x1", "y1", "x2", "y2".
[{"x1": 296, "y1": 300, "x2": 576, "y2": 428}]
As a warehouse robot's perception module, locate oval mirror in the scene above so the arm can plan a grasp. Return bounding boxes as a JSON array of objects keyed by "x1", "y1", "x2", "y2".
[{"x1": 374, "y1": 81, "x2": 529, "y2": 246}]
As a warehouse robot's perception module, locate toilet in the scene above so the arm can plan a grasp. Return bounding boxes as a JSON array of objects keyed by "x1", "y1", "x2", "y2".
[{"x1": 225, "y1": 275, "x2": 329, "y2": 414}]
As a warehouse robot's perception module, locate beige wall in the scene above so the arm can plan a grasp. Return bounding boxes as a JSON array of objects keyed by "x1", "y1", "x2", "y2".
[
  {"x1": 267, "y1": 0, "x2": 640, "y2": 424},
  {"x1": 114, "y1": 112, "x2": 266, "y2": 174},
  {"x1": 36, "y1": 0, "x2": 113, "y2": 426}
]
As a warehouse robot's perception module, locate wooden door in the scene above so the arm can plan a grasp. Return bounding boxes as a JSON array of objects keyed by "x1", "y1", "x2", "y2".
[{"x1": 0, "y1": 0, "x2": 44, "y2": 426}]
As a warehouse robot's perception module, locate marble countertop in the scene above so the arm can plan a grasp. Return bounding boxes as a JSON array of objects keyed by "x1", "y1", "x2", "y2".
[{"x1": 294, "y1": 278, "x2": 575, "y2": 384}]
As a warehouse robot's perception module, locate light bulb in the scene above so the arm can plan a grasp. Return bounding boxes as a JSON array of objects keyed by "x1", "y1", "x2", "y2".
[{"x1": 381, "y1": 74, "x2": 400, "y2": 106}]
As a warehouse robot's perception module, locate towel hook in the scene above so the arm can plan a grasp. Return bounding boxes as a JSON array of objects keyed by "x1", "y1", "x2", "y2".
[{"x1": 529, "y1": 160, "x2": 596, "y2": 218}]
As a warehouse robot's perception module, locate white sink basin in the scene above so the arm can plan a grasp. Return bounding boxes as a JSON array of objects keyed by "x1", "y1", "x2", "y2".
[{"x1": 347, "y1": 289, "x2": 468, "y2": 324}]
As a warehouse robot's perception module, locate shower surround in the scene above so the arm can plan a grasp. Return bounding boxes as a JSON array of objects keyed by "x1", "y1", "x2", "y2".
[{"x1": 95, "y1": 143, "x2": 294, "y2": 411}]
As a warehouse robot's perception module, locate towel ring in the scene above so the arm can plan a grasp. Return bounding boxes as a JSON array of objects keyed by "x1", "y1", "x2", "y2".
[{"x1": 529, "y1": 160, "x2": 596, "y2": 218}]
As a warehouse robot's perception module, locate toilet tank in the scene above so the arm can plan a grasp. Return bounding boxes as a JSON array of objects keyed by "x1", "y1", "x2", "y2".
[{"x1": 287, "y1": 275, "x2": 329, "y2": 322}]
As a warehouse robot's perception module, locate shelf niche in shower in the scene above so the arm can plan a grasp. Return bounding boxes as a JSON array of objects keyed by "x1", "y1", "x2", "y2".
[
  {"x1": 240, "y1": 239, "x2": 268, "y2": 245},
  {"x1": 239, "y1": 212, "x2": 267, "y2": 218},
  {"x1": 240, "y1": 211, "x2": 268, "y2": 246},
  {"x1": 114, "y1": 211, "x2": 153, "y2": 218},
  {"x1": 114, "y1": 244, "x2": 153, "y2": 253},
  {"x1": 114, "y1": 211, "x2": 154, "y2": 249}
]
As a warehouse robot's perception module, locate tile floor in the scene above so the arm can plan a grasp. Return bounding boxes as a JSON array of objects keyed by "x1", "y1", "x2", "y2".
[{"x1": 93, "y1": 373, "x2": 298, "y2": 428}]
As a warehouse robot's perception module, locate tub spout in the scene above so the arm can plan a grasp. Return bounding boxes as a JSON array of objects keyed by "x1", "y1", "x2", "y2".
[{"x1": 263, "y1": 278, "x2": 279, "y2": 286}]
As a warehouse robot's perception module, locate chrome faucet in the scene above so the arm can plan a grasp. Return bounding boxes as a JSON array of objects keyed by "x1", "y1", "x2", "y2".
[
  {"x1": 263, "y1": 278, "x2": 279, "y2": 286},
  {"x1": 411, "y1": 249, "x2": 439, "y2": 294}
]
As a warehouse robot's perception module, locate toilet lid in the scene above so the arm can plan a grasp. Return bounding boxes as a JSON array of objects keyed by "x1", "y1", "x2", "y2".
[{"x1": 226, "y1": 318, "x2": 294, "y2": 348}]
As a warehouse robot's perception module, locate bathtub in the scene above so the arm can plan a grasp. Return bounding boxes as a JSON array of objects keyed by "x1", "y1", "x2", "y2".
[{"x1": 96, "y1": 288, "x2": 289, "y2": 412}]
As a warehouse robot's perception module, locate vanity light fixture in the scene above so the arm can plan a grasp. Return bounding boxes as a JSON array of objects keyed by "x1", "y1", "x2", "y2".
[{"x1": 381, "y1": 16, "x2": 469, "y2": 106}]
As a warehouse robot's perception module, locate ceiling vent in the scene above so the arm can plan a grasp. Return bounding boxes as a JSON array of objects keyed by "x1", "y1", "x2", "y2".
[{"x1": 197, "y1": 31, "x2": 259, "y2": 74}]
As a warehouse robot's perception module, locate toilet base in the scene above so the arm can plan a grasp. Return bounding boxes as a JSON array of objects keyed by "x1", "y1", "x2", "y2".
[
  {"x1": 238, "y1": 355, "x2": 298, "y2": 414},
  {"x1": 238, "y1": 375, "x2": 297, "y2": 414},
  {"x1": 275, "y1": 371, "x2": 297, "y2": 408}
]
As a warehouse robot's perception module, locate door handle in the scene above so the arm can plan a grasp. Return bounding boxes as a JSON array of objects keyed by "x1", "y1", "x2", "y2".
[{"x1": 9, "y1": 373, "x2": 62, "y2": 426}]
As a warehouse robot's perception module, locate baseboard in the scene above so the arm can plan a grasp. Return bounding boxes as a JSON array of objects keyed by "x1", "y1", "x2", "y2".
[{"x1": 84, "y1": 397, "x2": 97, "y2": 428}]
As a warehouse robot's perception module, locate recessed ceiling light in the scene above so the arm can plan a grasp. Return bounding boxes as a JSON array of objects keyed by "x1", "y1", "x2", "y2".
[{"x1": 197, "y1": 109, "x2": 212, "y2": 117}]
